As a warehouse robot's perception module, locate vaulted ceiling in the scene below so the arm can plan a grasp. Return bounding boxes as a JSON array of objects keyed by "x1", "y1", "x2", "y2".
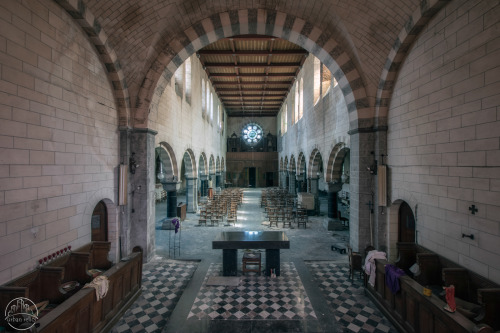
[{"x1": 197, "y1": 35, "x2": 308, "y2": 117}]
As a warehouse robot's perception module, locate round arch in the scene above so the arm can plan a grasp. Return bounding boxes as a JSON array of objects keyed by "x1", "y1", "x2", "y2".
[
  {"x1": 208, "y1": 155, "x2": 216, "y2": 175},
  {"x1": 326, "y1": 143, "x2": 350, "y2": 183},
  {"x1": 284, "y1": 156, "x2": 289, "y2": 171},
  {"x1": 198, "y1": 152, "x2": 208, "y2": 176},
  {"x1": 289, "y1": 155, "x2": 296, "y2": 173},
  {"x1": 279, "y1": 157, "x2": 284, "y2": 171},
  {"x1": 216, "y1": 156, "x2": 221, "y2": 173},
  {"x1": 297, "y1": 152, "x2": 306, "y2": 176},
  {"x1": 157, "y1": 142, "x2": 178, "y2": 180},
  {"x1": 136, "y1": 9, "x2": 369, "y2": 130},
  {"x1": 308, "y1": 148, "x2": 324, "y2": 178},
  {"x1": 182, "y1": 149, "x2": 197, "y2": 178}
]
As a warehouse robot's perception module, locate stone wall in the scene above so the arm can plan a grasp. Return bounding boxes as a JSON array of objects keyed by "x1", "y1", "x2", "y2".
[
  {"x1": 387, "y1": 0, "x2": 500, "y2": 283},
  {"x1": 0, "y1": 0, "x2": 119, "y2": 283}
]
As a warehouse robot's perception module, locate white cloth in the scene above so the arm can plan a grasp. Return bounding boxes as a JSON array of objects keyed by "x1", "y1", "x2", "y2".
[
  {"x1": 83, "y1": 275, "x2": 109, "y2": 301},
  {"x1": 364, "y1": 250, "x2": 387, "y2": 287}
]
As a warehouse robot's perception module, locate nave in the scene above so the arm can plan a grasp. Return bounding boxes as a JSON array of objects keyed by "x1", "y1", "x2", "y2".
[{"x1": 111, "y1": 189, "x2": 395, "y2": 333}]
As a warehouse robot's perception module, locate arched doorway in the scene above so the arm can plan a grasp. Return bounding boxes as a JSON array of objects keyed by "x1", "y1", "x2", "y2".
[
  {"x1": 91, "y1": 201, "x2": 108, "y2": 242},
  {"x1": 398, "y1": 202, "x2": 415, "y2": 243}
]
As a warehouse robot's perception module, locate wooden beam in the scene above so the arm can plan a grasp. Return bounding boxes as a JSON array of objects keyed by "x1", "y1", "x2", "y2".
[
  {"x1": 210, "y1": 73, "x2": 296, "y2": 78},
  {"x1": 212, "y1": 81, "x2": 293, "y2": 86},
  {"x1": 204, "y1": 62, "x2": 301, "y2": 68},
  {"x1": 197, "y1": 50, "x2": 308, "y2": 56},
  {"x1": 217, "y1": 88, "x2": 288, "y2": 92}
]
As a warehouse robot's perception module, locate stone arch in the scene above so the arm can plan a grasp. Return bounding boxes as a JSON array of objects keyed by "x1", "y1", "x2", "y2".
[
  {"x1": 289, "y1": 155, "x2": 297, "y2": 173},
  {"x1": 55, "y1": 0, "x2": 130, "y2": 127},
  {"x1": 375, "y1": 0, "x2": 450, "y2": 123},
  {"x1": 216, "y1": 156, "x2": 221, "y2": 173},
  {"x1": 284, "y1": 156, "x2": 289, "y2": 171},
  {"x1": 387, "y1": 198, "x2": 418, "y2": 262},
  {"x1": 209, "y1": 155, "x2": 216, "y2": 175},
  {"x1": 83, "y1": 188, "x2": 119, "y2": 262},
  {"x1": 198, "y1": 152, "x2": 208, "y2": 176},
  {"x1": 297, "y1": 152, "x2": 306, "y2": 176},
  {"x1": 308, "y1": 148, "x2": 324, "y2": 178},
  {"x1": 220, "y1": 157, "x2": 225, "y2": 171},
  {"x1": 136, "y1": 9, "x2": 369, "y2": 131},
  {"x1": 279, "y1": 157, "x2": 284, "y2": 171},
  {"x1": 182, "y1": 149, "x2": 197, "y2": 178},
  {"x1": 326, "y1": 143, "x2": 350, "y2": 183},
  {"x1": 157, "y1": 142, "x2": 178, "y2": 180}
]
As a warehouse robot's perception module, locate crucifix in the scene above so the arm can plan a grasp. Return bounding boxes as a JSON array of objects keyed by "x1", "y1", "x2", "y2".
[{"x1": 469, "y1": 205, "x2": 478, "y2": 215}]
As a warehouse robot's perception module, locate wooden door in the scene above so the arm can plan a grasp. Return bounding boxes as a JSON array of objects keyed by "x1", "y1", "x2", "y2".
[
  {"x1": 398, "y1": 201, "x2": 415, "y2": 242},
  {"x1": 91, "y1": 201, "x2": 108, "y2": 242}
]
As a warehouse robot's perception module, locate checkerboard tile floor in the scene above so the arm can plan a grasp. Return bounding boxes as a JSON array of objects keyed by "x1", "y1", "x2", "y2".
[
  {"x1": 305, "y1": 261, "x2": 397, "y2": 333},
  {"x1": 188, "y1": 262, "x2": 317, "y2": 321},
  {"x1": 111, "y1": 258, "x2": 198, "y2": 333}
]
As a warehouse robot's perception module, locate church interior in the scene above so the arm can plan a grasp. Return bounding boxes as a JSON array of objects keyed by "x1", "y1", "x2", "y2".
[{"x1": 0, "y1": 0, "x2": 499, "y2": 332}]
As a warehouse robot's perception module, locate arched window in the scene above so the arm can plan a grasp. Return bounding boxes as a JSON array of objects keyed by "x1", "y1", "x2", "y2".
[
  {"x1": 283, "y1": 104, "x2": 287, "y2": 134},
  {"x1": 185, "y1": 57, "x2": 192, "y2": 104},
  {"x1": 313, "y1": 57, "x2": 321, "y2": 105},
  {"x1": 201, "y1": 78, "x2": 206, "y2": 116},
  {"x1": 292, "y1": 81, "x2": 300, "y2": 124},
  {"x1": 299, "y1": 78, "x2": 303, "y2": 120},
  {"x1": 321, "y1": 64, "x2": 332, "y2": 98},
  {"x1": 174, "y1": 63, "x2": 183, "y2": 97},
  {"x1": 209, "y1": 92, "x2": 213, "y2": 121}
]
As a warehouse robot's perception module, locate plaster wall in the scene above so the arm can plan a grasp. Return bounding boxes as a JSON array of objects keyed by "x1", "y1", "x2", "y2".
[
  {"x1": 387, "y1": 0, "x2": 500, "y2": 283},
  {"x1": 0, "y1": 0, "x2": 119, "y2": 283}
]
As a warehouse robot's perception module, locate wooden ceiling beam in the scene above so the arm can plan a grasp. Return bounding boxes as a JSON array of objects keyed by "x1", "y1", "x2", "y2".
[
  {"x1": 204, "y1": 62, "x2": 301, "y2": 68},
  {"x1": 197, "y1": 50, "x2": 308, "y2": 56},
  {"x1": 212, "y1": 80, "x2": 292, "y2": 86},
  {"x1": 217, "y1": 88, "x2": 288, "y2": 92},
  {"x1": 209, "y1": 73, "x2": 296, "y2": 78},
  {"x1": 220, "y1": 95, "x2": 285, "y2": 99}
]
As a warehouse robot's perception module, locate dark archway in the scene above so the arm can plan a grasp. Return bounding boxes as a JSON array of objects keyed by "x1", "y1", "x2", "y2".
[
  {"x1": 91, "y1": 201, "x2": 108, "y2": 242},
  {"x1": 398, "y1": 201, "x2": 415, "y2": 243}
]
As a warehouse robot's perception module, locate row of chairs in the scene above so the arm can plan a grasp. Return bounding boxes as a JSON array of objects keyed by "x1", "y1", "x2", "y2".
[
  {"x1": 198, "y1": 188, "x2": 243, "y2": 226},
  {"x1": 262, "y1": 188, "x2": 309, "y2": 228}
]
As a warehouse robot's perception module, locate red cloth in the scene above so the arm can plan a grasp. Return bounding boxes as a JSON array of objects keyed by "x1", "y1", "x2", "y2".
[{"x1": 445, "y1": 285, "x2": 456, "y2": 312}]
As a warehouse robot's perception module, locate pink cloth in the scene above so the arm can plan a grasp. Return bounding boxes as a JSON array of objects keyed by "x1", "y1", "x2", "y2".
[{"x1": 364, "y1": 250, "x2": 387, "y2": 287}]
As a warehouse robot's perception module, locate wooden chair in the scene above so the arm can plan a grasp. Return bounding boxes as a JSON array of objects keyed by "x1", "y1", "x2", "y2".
[
  {"x1": 242, "y1": 251, "x2": 261, "y2": 275},
  {"x1": 297, "y1": 208, "x2": 308, "y2": 228}
]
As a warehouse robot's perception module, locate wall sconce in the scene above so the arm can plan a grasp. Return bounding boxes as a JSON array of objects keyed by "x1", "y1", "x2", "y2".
[
  {"x1": 129, "y1": 152, "x2": 139, "y2": 174},
  {"x1": 462, "y1": 233, "x2": 474, "y2": 240},
  {"x1": 367, "y1": 151, "x2": 378, "y2": 175}
]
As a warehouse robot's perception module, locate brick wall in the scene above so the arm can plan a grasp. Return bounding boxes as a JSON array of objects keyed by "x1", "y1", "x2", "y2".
[
  {"x1": 0, "y1": 0, "x2": 119, "y2": 283},
  {"x1": 387, "y1": 0, "x2": 500, "y2": 283}
]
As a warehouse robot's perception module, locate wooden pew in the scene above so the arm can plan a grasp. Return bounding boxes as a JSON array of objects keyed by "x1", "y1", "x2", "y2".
[
  {"x1": 365, "y1": 258, "x2": 494, "y2": 333},
  {"x1": 0, "y1": 242, "x2": 142, "y2": 332}
]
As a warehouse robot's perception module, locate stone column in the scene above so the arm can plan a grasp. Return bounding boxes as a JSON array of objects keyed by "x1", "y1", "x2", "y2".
[
  {"x1": 216, "y1": 172, "x2": 222, "y2": 189},
  {"x1": 185, "y1": 176, "x2": 198, "y2": 213},
  {"x1": 199, "y1": 174, "x2": 208, "y2": 197},
  {"x1": 327, "y1": 182, "x2": 343, "y2": 218},
  {"x1": 288, "y1": 171, "x2": 296, "y2": 195},
  {"x1": 129, "y1": 128, "x2": 157, "y2": 262},
  {"x1": 163, "y1": 181, "x2": 178, "y2": 218},
  {"x1": 309, "y1": 177, "x2": 320, "y2": 215}
]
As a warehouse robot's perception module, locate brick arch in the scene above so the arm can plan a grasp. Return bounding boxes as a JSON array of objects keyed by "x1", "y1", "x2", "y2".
[
  {"x1": 297, "y1": 152, "x2": 306, "y2": 176},
  {"x1": 136, "y1": 9, "x2": 369, "y2": 130},
  {"x1": 182, "y1": 149, "x2": 197, "y2": 178},
  {"x1": 198, "y1": 152, "x2": 208, "y2": 176},
  {"x1": 375, "y1": 0, "x2": 450, "y2": 123},
  {"x1": 308, "y1": 148, "x2": 324, "y2": 178},
  {"x1": 326, "y1": 143, "x2": 349, "y2": 183},
  {"x1": 158, "y1": 142, "x2": 179, "y2": 180},
  {"x1": 209, "y1": 155, "x2": 216, "y2": 175},
  {"x1": 55, "y1": 0, "x2": 131, "y2": 127},
  {"x1": 289, "y1": 155, "x2": 296, "y2": 173}
]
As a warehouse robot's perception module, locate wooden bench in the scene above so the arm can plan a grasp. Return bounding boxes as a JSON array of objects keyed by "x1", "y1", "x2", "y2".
[
  {"x1": 365, "y1": 258, "x2": 495, "y2": 333},
  {"x1": 0, "y1": 242, "x2": 142, "y2": 332}
]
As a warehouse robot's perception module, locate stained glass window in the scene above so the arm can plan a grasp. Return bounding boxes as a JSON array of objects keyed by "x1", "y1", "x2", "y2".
[{"x1": 242, "y1": 123, "x2": 263, "y2": 146}]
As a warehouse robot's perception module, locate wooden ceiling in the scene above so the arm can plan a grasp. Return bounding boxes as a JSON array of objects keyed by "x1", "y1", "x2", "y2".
[{"x1": 197, "y1": 35, "x2": 308, "y2": 117}]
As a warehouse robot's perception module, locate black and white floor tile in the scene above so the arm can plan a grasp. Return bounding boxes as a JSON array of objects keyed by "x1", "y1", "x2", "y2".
[
  {"x1": 305, "y1": 261, "x2": 397, "y2": 333},
  {"x1": 188, "y1": 262, "x2": 317, "y2": 321},
  {"x1": 111, "y1": 258, "x2": 198, "y2": 333}
]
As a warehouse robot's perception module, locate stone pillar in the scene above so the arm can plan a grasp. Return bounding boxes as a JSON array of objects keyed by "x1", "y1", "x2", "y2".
[
  {"x1": 327, "y1": 182, "x2": 343, "y2": 218},
  {"x1": 185, "y1": 176, "x2": 198, "y2": 213},
  {"x1": 288, "y1": 171, "x2": 296, "y2": 195},
  {"x1": 162, "y1": 181, "x2": 178, "y2": 218},
  {"x1": 216, "y1": 172, "x2": 222, "y2": 188},
  {"x1": 129, "y1": 128, "x2": 157, "y2": 262},
  {"x1": 309, "y1": 177, "x2": 320, "y2": 215}
]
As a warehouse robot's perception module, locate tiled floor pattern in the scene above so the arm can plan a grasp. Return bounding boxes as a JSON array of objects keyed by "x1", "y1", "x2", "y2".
[
  {"x1": 305, "y1": 261, "x2": 397, "y2": 333},
  {"x1": 188, "y1": 262, "x2": 317, "y2": 321},
  {"x1": 111, "y1": 258, "x2": 198, "y2": 333}
]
